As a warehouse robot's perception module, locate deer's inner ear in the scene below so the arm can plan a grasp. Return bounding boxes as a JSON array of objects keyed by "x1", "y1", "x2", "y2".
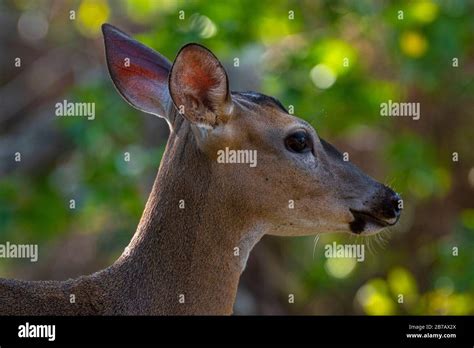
[
  {"x1": 169, "y1": 44, "x2": 232, "y2": 128},
  {"x1": 102, "y1": 24, "x2": 172, "y2": 120}
]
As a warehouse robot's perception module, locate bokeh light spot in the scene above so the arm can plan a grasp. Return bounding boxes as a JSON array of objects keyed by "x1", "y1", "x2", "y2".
[
  {"x1": 314, "y1": 39, "x2": 357, "y2": 75},
  {"x1": 356, "y1": 279, "x2": 396, "y2": 315},
  {"x1": 324, "y1": 257, "x2": 356, "y2": 279},
  {"x1": 310, "y1": 64, "x2": 336, "y2": 89},
  {"x1": 77, "y1": 0, "x2": 110, "y2": 38},
  {"x1": 400, "y1": 30, "x2": 428, "y2": 58},
  {"x1": 410, "y1": 1, "x2": 439, "y2": 23},
  {"x1": 258, "y1": 16, "x2": 290, "y2": 44},
  {"x1": 188, "y1": 14, "x2": 218, "y2": 39},
  {"x1": 387, "y1": 267, "x2": 418, "y2": 300},
  {"x1": 18, "y1": 11, "x2": 49, "y2": 43}
]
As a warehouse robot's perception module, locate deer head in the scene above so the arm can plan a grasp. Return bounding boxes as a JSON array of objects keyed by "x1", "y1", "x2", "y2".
[
  {"x1": 0, "y1": 24, "x2": 404, "y2": 318},
  {"x1": 102, "y1": 24, "x2": 401, "y2": 241}
]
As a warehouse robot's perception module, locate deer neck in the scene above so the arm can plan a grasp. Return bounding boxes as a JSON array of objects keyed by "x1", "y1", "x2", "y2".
[{"x1": 102, "y1": 118, "x2": 266, "y2": 315}]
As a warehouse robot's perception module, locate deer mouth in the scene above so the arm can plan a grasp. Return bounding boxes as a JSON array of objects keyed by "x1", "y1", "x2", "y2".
[{"x1": 349, "y1": 209, "x2": 397, "y2": 235}]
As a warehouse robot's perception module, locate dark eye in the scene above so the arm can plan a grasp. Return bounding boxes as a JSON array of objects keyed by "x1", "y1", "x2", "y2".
[{"x1": 285, "y1": 131, "x2": 312, "y2": 153}]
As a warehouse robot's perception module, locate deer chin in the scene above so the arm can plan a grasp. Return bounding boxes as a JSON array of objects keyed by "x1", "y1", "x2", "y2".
[{"x1": 349, "y1": 209, "x2": 398, "y2": 236}]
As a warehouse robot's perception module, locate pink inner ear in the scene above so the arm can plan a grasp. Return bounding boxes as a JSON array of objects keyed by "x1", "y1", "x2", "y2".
[
  {"x1": 110, "y1": 41, "x2": 167, "y2": 86},
  {"x1": 181, "y1": 51, "x2": 222, "y2": 98},
  {"x1": 103, "y1": 24, "x2": 172, "y2": 116},
  {"x1": 169, "y1": 44, "x2": 230, "y2": 121}
]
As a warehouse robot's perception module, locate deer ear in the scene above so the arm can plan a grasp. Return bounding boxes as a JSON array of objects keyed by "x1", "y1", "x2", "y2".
[
  {"x1": 169, "y1": 44, "x2": 232, "y2": 128},
  {"x1": 102, "y1": 24, "x2": 172, "y2": 120}
]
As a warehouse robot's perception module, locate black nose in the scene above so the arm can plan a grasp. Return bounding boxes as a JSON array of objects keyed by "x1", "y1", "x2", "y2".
[
  {"x1": 391, "y1": 192, "x2": 402, "y2": 216},
  {"x1": 380, "y1": 190, "x2": 402, "y2": 223}
]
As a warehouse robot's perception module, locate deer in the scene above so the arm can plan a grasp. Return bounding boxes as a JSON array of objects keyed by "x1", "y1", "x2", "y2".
[{"x1": 0, "y1": 24, "x2": 401, "y2": 315}]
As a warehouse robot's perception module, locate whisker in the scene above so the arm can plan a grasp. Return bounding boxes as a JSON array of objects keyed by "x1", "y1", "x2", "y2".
[
  {"x1": 374, "y1": 233, "x2": 387, "y2": 250},
  {"x1": 367, "y1": 235, "x2": 375, "y2": 256}
]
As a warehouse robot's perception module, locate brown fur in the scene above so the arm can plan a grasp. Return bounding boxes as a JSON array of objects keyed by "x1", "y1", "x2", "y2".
[
  {"x1": 0, "y1": 25, "x2": 401, "y2": 315},
  {"x1": 0, "y1": 116, "x2": 257, "y2": 315}
]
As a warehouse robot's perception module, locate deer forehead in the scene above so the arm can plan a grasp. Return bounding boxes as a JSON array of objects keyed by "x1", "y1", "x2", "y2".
[
  {"x1": 230, "y1": 101, "x2": 304, "y2": 138},
  {"x1": 201, "y1": 109, "x2": 299, "y2": 160}
]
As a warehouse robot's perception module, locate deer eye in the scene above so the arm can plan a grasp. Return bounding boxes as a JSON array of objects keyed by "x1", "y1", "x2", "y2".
[{"x1": 285, "y1": 131, "x2": 312, "y2": 154}]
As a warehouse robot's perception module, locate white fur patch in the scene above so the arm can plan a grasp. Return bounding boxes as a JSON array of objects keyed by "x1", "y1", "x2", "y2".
[{"x1": 238, "y1": 224, "x2": 266, "y2": 273}]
